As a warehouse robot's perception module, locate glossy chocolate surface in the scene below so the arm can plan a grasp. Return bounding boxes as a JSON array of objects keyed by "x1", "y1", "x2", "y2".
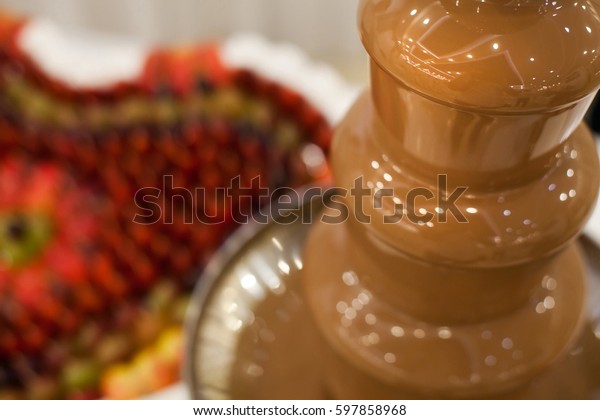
[
  {"x1": 360, "y1": 0, "x2": 600, "y2": 110},
  {"x1": 302, "y1": 0, "x2": 600, "y2": 398}
]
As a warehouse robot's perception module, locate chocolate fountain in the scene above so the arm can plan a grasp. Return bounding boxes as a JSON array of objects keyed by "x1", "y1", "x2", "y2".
[
  {"x1": 302, "y1": 0, "x2": 600, "y2": 398},
  {"x1": 186, "y1": 0, "x2": 600, "y2": 400}
]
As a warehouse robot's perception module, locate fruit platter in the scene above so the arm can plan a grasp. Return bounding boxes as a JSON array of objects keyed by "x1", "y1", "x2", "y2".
[{"x1": 0, "y1": 9, "x2": 356, "y2": 399}]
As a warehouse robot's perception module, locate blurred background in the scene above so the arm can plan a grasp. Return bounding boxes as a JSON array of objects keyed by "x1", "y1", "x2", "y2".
[
  {"x1": 0, "y1": 0, "x2": 369, "y2": 84},
  {"x1": 0, "y1": 0, "x2": 365, "y2": 400}
]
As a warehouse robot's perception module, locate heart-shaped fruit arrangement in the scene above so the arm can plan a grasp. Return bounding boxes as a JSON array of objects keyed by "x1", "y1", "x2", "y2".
[{"x1": 0, "y1": 11, "x2": 331, "y2": 399}]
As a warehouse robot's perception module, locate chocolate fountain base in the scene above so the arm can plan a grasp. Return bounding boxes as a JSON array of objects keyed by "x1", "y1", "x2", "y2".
[{"x1": 184, "y1": 192, "x2": 600, "y2": 399}]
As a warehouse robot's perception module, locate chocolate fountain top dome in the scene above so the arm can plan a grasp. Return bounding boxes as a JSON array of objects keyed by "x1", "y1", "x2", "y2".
[{"x1": 359, "y1": 0, "x2": 600, "y2": 110}]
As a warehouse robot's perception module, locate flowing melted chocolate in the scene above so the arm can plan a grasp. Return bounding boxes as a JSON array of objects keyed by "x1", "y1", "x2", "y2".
[{"x1": 301, "y1": 0, "x2": 600, "y2": 398}]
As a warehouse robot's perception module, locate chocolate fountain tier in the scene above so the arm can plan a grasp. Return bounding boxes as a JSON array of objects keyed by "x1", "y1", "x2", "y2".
[
  {"x1": 330, "y1": 92, "x2": 600, "y2": 266},
  {"x1": 360, "y1": 0, "x2": 600, "y2": 110},
  {"x1": 185, "y1": 192, "x2": 600, "y2": 400}
]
